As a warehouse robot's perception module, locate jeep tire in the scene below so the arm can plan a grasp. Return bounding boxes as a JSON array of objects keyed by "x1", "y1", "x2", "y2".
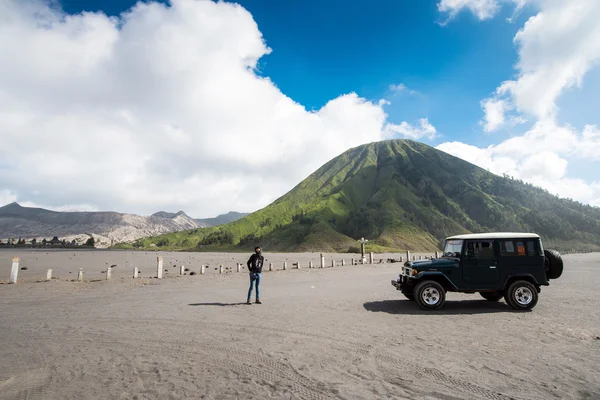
[
  {"x1": 480, "y1": 291, "x2": 503, "y2": 301},
  {"x1": 544, "y1": 249, "x2": 564, "y2": 280},
  {"x1": 414, "y1": 280, "x2": 445, "y2": 310},
  {"x1": 505, "y1": 280, "x2": 538, "y2": 311}
]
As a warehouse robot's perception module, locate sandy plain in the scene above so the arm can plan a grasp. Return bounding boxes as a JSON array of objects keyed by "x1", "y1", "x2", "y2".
[{"x1": 0, "y1": 249, "x2": 599, "y2": 400}]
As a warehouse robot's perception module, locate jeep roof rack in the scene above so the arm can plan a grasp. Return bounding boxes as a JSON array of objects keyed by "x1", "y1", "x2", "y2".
[{"x1": 446, "y1": 232, "x2": 540, "y2": 240}]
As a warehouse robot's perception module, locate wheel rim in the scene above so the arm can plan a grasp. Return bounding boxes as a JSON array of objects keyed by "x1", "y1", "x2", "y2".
[
  {"x1": 421, "y1": 287, "x2": 440, "y2": 305},
  {"x1": 514, "y1": 287, "x2": 533, "y2": 305}
]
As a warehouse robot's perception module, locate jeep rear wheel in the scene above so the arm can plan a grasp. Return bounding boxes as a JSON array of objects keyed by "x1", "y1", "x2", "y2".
[
  {"x1": 505, "y1": 280, "x2": 538, "y2": 311},
  {"x1": 415, "y1": 280, "x2": 445, "y2": 310},
  {"x1": 480, "y1": 291, "x2": 503, "y2": 301}
]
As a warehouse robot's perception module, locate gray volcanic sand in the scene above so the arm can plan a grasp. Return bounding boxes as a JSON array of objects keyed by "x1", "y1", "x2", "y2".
[{"x1": 0, "y1": 250, "x2": 599, "y2": 400}]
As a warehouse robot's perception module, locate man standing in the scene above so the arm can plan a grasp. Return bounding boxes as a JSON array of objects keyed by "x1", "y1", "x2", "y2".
[{"x1": 246, "y1": 246, "x2": 264, "y2": 304}]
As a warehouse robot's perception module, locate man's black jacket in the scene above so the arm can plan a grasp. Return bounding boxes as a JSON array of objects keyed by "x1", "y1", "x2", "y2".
[{"x1": 247, "y1": 253, "x2": 264, "y2": 273}]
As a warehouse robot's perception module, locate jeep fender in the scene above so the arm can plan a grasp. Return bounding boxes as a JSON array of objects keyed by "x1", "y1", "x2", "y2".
[
  {"x1": 415, "y1": 272, "x2": 458, "y2": 291},
  {"x1": 503, "y1": 274, "x2": 546, "y2": 292}
]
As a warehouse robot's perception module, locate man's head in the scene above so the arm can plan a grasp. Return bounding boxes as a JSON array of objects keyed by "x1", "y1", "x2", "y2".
[{"x1": 255, "y1": 246, "x2": 261, "y2": 254}]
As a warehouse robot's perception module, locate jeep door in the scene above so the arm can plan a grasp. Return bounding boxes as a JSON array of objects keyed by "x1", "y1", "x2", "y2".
[{"x1": 461, "y1": 239, "x2": 500, "y2": 288}]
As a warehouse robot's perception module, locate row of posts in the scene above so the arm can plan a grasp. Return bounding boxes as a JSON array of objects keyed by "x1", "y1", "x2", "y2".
[{"x1": 7, "y1": 251, "x2": 442, "y2": 283}]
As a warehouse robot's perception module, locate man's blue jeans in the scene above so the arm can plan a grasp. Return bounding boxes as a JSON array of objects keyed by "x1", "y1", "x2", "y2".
[{"x1": 248, "y1": 272, "x2": 261, "y2": 300}]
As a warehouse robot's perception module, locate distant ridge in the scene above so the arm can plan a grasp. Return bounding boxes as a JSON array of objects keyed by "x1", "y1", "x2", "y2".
[{"x1": 0, "y1": 203, "x2": 247, "y2": 247}]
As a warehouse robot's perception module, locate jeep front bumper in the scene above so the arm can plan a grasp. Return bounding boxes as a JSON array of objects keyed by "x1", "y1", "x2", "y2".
[{"x1": 391, "y1": 266, "x2": 417, "y2": 292}]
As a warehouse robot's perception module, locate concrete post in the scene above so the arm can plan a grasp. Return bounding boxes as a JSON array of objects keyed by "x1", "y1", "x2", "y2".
[
  {"x1": 309, "y1": 261, "x2": 313, "y2": 268},
  {"x1": 180, "y1": 265, "x2": 185, "y2": 275},
  {"x1": 352, "y1": 259, "x2": 355, "y2": 265},
  {"x1": 77, "y1": 268, "x2": 83, "y2": 282},
  {"x1": 320, "y1": 254, "x2": 325, "y2": 268},
  {"x1": 219, "y1": 265, "x2": 223, "y2": 274},
  {"x1": 419, "y1": 256, "x2": 422, "y2": 260},
  {"x1": 133, "y1": 267, "x2": 139, "y2": 278},
  {"x1": 435, "y1": 251, "x2": 440, "y2": 258},
  {"x1": 342, "y1": 259, "x2": 345, "y2": 266},
  {"x1": 331, "y1": 260, "x2": 335, "y2": 267},
  {"x1": 406, "y1": 251, "x2": 410, "y2": 262},
  {"x1": 283, "y1": 262, "x2": 287, "y2": 270},
  {"x1": 296, "y1": 261, "x2": 300, "y2": 269},
  {"x1": 269, "y1": 262, "x2": 273, "y2": 272},
  {"x1": 201, "y1": 265, "x2": 205, "y2": 275},
  {"x1": 369, "y1": 252, "x2": 374, "y2": 264},
  {"x1": 106, "y1": 267, "x2": 112, "y2": 280},
  {"x1": 400, "y1": 256, "x2": 403, "y2": 262},
  {"x1": 46, "y1": 269, "x2": 52, "y2": 281},
  {"x1": 9, "y1": 257, "x2": 19, "y2": 284},
  {"x1": 157, "y1": 257, "x2": 163, "y2": 279},
  {"x1": 237, "y1": 263, "x2": 241, "y2": 273}
]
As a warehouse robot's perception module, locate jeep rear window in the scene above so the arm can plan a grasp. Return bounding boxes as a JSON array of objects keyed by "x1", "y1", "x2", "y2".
[{"x1": 500, "y1": 240, "x2": 539, "y2": 256}]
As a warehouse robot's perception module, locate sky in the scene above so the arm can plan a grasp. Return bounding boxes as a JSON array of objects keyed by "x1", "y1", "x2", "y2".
[{"x1": 0, "y1": 0, "x2": 599, "y2": 218}]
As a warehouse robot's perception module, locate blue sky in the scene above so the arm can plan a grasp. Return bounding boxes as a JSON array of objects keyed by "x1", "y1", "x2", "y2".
[{"x1": 1, "y1": 0, "x2": 599, "y2": 215}]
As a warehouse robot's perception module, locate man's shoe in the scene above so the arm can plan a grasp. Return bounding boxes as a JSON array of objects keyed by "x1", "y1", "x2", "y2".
[
  {"x1": 246, "y1": 299, "x2": 252, "y2": 305},
  {"x1": 255, "y1": 299, "x2": 262, "y2": 304}
]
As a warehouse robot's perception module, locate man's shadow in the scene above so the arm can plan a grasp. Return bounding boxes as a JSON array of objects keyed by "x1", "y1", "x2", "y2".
[{"x1": 188, "y1": 302, "x2": 248, "y2": 307}]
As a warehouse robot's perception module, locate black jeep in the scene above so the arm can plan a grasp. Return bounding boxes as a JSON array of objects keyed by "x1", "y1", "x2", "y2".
[{"x1": 391, "y1": 233, "x2": 564, "y2": 311}]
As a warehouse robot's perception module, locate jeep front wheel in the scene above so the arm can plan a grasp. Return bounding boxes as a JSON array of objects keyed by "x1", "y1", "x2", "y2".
[
  {"x1": 480, "y1": 291, "x2": 503, "y2": 301},
  {"x1": 505, "y1": 280, "x2": 538, "y2": 311},
  {"x1": 414, "y1": 280, "x2": 445, "y2": 310}
]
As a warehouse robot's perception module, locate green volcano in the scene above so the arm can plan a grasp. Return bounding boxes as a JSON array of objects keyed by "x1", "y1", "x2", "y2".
[{"x1": 127, "y1": 139, "x2": 600, "y2": 253}]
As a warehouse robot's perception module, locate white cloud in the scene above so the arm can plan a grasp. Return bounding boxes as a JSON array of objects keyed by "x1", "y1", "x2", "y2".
[
  {"x1": 385, "y1": 118, "x2": 437, "y2": 140},
  {"x1": 389, "y1": 83, "x2": 417, "y2": 94},
  {"x1": 0, "y1": 0, "x2": 435, "y2": 217},
  {"x1": 437, "y1": 0, "x2": 527, "y2": 21},
  {"x1": 481, "y1": 98, "x2": 508, "y2": 132}
]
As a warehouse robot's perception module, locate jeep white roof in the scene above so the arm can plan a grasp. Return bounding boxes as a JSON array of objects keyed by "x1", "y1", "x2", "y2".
[{"x1": 445, "y1": 232, "x2": 540, "y2": 240}]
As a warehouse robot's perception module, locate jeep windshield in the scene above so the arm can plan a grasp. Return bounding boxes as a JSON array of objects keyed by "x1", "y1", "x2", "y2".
[{"x1": 443, "y1": 239, "x2": 463, "y2": 258}]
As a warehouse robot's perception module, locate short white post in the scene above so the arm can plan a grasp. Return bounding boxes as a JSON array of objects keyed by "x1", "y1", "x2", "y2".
[
  {"x1": 269, "y1": 262, "x2": 273, "y2": 272},
  {"x1": 133, "y1": 267, "x2": 139, "y2": 278},
  {"x1": 342, "y1": 259, "x2": 345, "y2": 266},
  {"x1": 309, "y1": 261, "x2": 313, "y2": 268},
  {"x1": 412, "y1": 256, "x2": 416, "y2": 261},
  {"x1": 419, "y1": 256, "x2": 422, "y2": 260},
  {"x1": 400, "y1": 256, "x2": 403, "y2": 262},
  {"x1": 435, "y1": 251, "x2": 440, "y2": 258},
  {"x1": 369, "y1": 252, "x2": 374, "y2": 264},
  {"x1": 283, "y1": 262, "x2": 287, "y2": 270},
  {"x1": 406, "y1": 251, "x2": 410, "y2": 262},
  {"x1": 219, "y1": 265, "x2": 223, "y2": 274},
  {"x1": 296, "y1": 261, "x2": 300, "y2": 269},
  {"x1": 106, "y1": 267, "x2": 112, "y2": 280},
  {"x1": 201, "y1": 265, "x2": 205, "y2": 275},
  {"x1": 9, "y1": 257, "x2": 19, "y2": 284},
  {"x1": 179, "y1": 265, "x2": 185, "y2": 275},
  {"x1": 46, "y1": 269, "x2": 52, "y2": 281},
  {"x1": 331, "y1": 260, "x2": 335, "y2": 268},
  {"x1": 320, "y1": 254, "x2": 325, "y2": 268},
  {"x1": 77, "y1": 268, "x2": 83, "y2": 282},
  {"x1": 352, "y1": 259, "x2": 355, "y2": 265},
  {"x1": 157, "y1": 256, "x2": 163, "y2": 279},
  {"x1": 237, "y1": 263, "x2": 241, "y2": 273}
]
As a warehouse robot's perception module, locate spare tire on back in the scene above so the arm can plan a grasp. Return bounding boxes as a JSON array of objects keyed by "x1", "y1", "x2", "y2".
[{"x1": 544, "y1": 249, "x2": 564, "y2": 280}]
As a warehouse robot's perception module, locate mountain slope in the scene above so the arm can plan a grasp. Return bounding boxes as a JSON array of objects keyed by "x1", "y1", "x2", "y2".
[
  {"x1": 196, "y1": 211, "x2": 249, "y2": 227},
  {"x1": 129, "y1": 139, "x2": 600, "y2": 252}
]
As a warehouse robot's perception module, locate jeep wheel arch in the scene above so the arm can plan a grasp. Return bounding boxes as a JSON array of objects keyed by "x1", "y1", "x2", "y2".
[{"x1": 544, "y1": 249, "x2": 564, "y2": 280}]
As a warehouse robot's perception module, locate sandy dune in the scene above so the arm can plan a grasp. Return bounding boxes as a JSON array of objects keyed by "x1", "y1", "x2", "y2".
[{"x1": 0, "y1": 250, "x2": 599, "y2": 400}]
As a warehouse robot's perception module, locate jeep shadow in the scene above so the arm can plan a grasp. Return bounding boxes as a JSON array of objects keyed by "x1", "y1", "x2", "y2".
[{"x1": 363, "y1": 298, "x2": 517, "y2": 315}]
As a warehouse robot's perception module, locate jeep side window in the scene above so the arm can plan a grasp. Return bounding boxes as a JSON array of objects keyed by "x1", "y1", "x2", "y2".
[{"x1": 464, "y1": 240, "x2": 494, "y2": 259}]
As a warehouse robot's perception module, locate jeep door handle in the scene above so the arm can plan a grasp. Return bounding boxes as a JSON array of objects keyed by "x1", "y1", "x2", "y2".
[{"x1": 489, "y1": 266, "x2": 496, "y2": 269}]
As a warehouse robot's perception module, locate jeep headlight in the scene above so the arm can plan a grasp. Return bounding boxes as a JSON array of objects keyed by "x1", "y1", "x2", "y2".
[{"x1": 412, "y1": 269, "x2": 419, "y2": 275}]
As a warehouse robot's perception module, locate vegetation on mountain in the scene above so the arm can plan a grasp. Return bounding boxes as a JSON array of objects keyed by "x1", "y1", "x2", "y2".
[{"x1": 120, "y1": 139, "x2": 600, "y2": 253}]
